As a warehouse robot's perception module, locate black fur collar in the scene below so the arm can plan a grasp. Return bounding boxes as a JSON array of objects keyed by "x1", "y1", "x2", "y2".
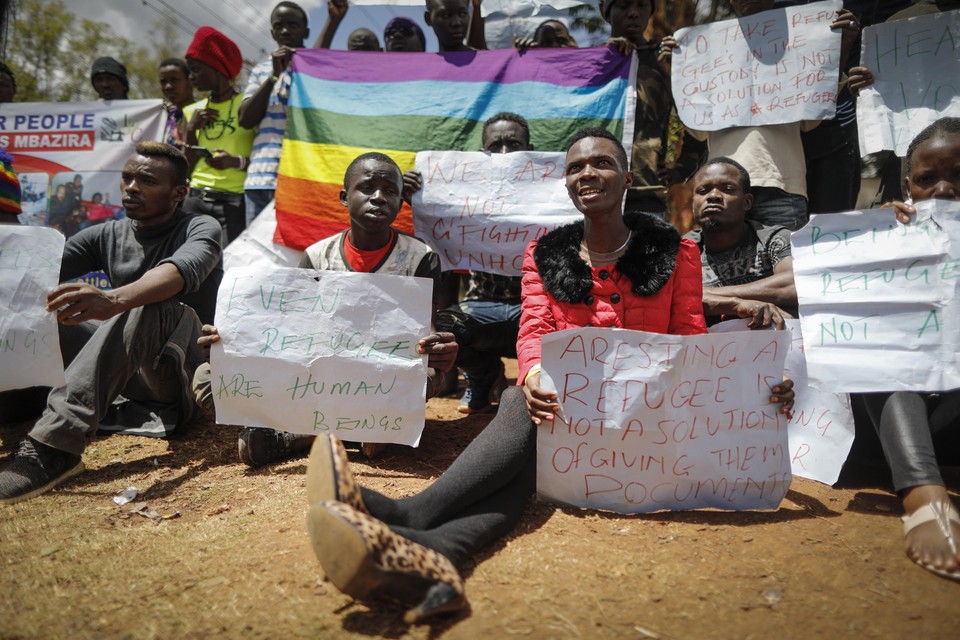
[{"x1": 533, "y1": 212, "x2": 681, "y2": 303}]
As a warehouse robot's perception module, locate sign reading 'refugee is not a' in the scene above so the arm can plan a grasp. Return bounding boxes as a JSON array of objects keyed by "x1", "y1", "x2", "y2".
[{"x1": 537, "y1": 327, "x2": 792, "y2": 514}]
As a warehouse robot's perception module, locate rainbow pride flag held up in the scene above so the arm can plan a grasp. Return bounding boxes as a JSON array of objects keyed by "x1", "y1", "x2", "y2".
[{"x1": 275, "y1": 47, "x2": 637, "y2": 250}]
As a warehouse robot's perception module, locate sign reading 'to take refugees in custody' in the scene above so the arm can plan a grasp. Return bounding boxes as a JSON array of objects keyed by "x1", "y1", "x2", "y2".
[{"x1": 671, "y1": 0, "x2": 841, "y2": 130}]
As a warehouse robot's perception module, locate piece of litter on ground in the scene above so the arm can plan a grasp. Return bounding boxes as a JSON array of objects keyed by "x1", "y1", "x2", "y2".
[
  {"x1": 128, "y1": 503, "x2": 160, "y2": 520},
  {"x1": 112, "y1": 486, "x2": 139, "y2": 505},
  {"x1": 633, "y1": 625, "x2": 660, "y2": 638},
  {"x1": 161, "y1": 511, "x2": 181, "y2": 520},
  {"x1": 763, "y1": 588, "x2": 783, "y2": 605}
]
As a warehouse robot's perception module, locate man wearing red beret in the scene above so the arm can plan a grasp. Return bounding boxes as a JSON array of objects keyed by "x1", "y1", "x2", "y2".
[{"x1": 182, "y1": 26, "x2": 255, "y2": 246}]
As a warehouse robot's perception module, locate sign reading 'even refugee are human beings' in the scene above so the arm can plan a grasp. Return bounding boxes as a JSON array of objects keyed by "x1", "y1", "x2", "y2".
[
  {"x1": 210, "y1": 267, "x2": 433, "y2": 446},
  {"x1": 537, "y1": 327, "x2": 792, "y2": 514},
  {"x1": 671, "y1": 0, "x2": 841, "y2": 131}
]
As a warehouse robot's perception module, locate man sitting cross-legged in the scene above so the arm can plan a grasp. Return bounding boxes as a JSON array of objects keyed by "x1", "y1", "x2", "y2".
[
  {"x1": 0, "y1": 142, "x2": 222, "y2": 504},
  {"x1": 196, "y1": 152, "x2": 457, "y2": 466},
  {"x1": 684, "y1": 157, "x2": 797, "y2": 329}
]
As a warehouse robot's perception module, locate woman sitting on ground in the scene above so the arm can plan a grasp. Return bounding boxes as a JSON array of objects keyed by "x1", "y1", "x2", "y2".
[
  {"x1": 863, "y1": 116, "x2": 960, "y2": 580},
  {"x1": 303, "y1": 128, "x2": 795, "y2": 623}
]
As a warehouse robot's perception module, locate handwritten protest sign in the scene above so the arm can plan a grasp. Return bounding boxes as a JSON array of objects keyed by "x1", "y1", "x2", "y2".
[
  {"x1": 348, "y1": 0, "x2": 589, "y2": 11},
  {"x1": 671, "y1": 0, "x2": 841, "y2": 130},
  {"x1": 791, "y1": 200, "x2": 960, "y2": 392},
  {"x1": 210, "y1": 267, "x2": 432, "y2": 446},
  {"x1": 481, "y1": 1, "x2": 587, "y2": 17},
  {"x1": 711, "y1": 320, "x2": 854, "y2": 485},
  {"x1": 0, "y1": 225, "x2": 65, "y2": 391},
  {"x1": 537, "y1": 327, "x2": 791, "y2": 514},
  {"x1": 412, "y1": 151, "x2": 580, "y2": 276},
  {"x1": 858, "y1": 10, "x2": 960, "y2": 156}
]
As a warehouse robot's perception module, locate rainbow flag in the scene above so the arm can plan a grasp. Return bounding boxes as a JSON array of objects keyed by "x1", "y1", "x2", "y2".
[{"x1": 275, "y1": 47, "x2": 637, "y2": 250}]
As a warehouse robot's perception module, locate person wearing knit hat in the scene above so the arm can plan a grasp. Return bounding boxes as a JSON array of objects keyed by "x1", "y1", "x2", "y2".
[
  {"x1": 182, "y1": 26, "x2": 255, "y2": 245},
  {"x1": 90, "y1": 56, "x2": 129, "y2": 100},
  {"x1": 0, "y1": 149, "x2": 22, "y2": 224}
]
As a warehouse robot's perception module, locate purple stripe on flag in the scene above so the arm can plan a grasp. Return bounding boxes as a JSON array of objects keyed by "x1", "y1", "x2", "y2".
[{"x1": 290, "y1": 46, "x2": 632, "y2": 88}]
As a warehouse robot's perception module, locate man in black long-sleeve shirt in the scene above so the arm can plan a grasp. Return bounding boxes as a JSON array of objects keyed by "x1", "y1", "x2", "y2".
[{"x1": 0, "y1": 142, "x2": 223, "y2": 504}]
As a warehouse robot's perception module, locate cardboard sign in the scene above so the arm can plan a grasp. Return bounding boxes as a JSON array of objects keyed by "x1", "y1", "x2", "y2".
[
  {"x1": 791, "y1": 200, "x2": 960, "y2": 392},
  {"x1": 672, "y1": 0, "x2": 841, "y2": 130},
  {"x1": 537, "y1": 327, "x2": 791, "y2": 514},
  {"x1": 210, "y1": 267, "x2": 432, "y2": 446},
  {"x1": 0, "y1": 225, "x2": 65, "y2": 391},
  {"x1": 412, "y1": 150, "x2": 580, "y2": 276},
  {"x1": 858, "y1": 10, "x2": 960, "y2": 156}
]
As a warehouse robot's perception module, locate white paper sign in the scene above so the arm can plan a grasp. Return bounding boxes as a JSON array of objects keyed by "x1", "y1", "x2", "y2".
[
  {"x1": 484, "y1": 8, "x2": 575, "y2": 49},
  {"x1": 711, "y1": 319, "x2": 854, "y2": 485},
  {"x1": 672, "y1": 0, "x2": 841, "y2": 130},
  {"x1": 412, "y1": 150, "x2": 580, "y2": 276},
  {"x1": 210, "y1": 267, "x2": 432, "y2": 446},
  {"x1": 0, "y1": 225, "x2": 65, "y2": 391},
  {"x1": 481, "y1": 1, "x2": 589, "y2": 18},
  {"x1": 537, "y1": 327, "x2": 792, "y2": 514},
  {"x1": 858, "y1": 10, "x2": 960, "y2": 157},
  {"x1": 791, "y1": 200, "x2": 960, "y2": 392}
]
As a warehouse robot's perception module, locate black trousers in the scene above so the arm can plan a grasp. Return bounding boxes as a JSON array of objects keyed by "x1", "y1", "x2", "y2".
[
  {"x1": 858, "y1": 390, "x2": 960, "y2": 492},
  {"x1": 359, "y1": 386, "x2": 537, "y2": 567}
]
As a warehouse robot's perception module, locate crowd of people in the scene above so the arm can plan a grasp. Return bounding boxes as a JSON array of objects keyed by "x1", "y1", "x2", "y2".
[{"x1": 0, "y1": 0, "x2": 957, "y2": 626}]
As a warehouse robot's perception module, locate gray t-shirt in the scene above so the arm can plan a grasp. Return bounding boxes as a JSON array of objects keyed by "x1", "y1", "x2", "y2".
[
  {"x1": 60, "y1": 209, "x2": 223, "y2": 324},
  {"x1": 686, "y1": 221, "x2": 792, "y2": 288}
]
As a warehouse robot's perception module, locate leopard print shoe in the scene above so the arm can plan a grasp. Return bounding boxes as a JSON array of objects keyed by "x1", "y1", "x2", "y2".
[
  {"x1": 306, "y1": 500, "x2": 467, "y2": 623},
  {"x1": 306, "y1": 435, "x2": 367, "y2": 513}
]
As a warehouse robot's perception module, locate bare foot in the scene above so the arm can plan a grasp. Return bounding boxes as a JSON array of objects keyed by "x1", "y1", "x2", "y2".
[{"x1": 901, "y1": 485, "x2": 960, "y2": 576}]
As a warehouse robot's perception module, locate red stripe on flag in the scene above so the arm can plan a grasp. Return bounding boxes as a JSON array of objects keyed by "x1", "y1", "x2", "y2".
[{"x1": 274, "y1": 175, "x2": 415, "y2": 250}]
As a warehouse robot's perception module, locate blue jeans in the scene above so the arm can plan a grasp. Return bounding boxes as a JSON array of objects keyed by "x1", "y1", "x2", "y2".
[
  {"x1": 435, "y1": 299, "x2": 520, "y2": 382},
  {"x1": 244, "y1": 189, "x2": 275, "y2": 226},
  {"x1": 748, "y1": 187, "x2": 808, "y2": 230},
  {"x1": 29, "y1": 301, "x2": 205, "y2": 455}
]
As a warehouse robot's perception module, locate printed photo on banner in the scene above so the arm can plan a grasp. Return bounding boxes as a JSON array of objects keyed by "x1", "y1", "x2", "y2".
[
  {"x1": 857, "y1": 9, "x2": 960, "y2": 156},
  {"x1": 671, "y1": 0, "x2": 842, "y2": 130},
  {"x1": 791, "y1": 199, "x2": 960, "y2": 393},
  {"x1": 537, "y1": 327, "x2": 792, "y2": 514},
  {"x1": 0, "y1": 100, "x2": 165, "y2": 229}
]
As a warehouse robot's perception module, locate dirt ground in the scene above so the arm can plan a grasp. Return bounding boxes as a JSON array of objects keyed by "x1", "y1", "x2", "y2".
[{"x1": 1, "y1": 359, "x2": 958, "y2": 640}]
